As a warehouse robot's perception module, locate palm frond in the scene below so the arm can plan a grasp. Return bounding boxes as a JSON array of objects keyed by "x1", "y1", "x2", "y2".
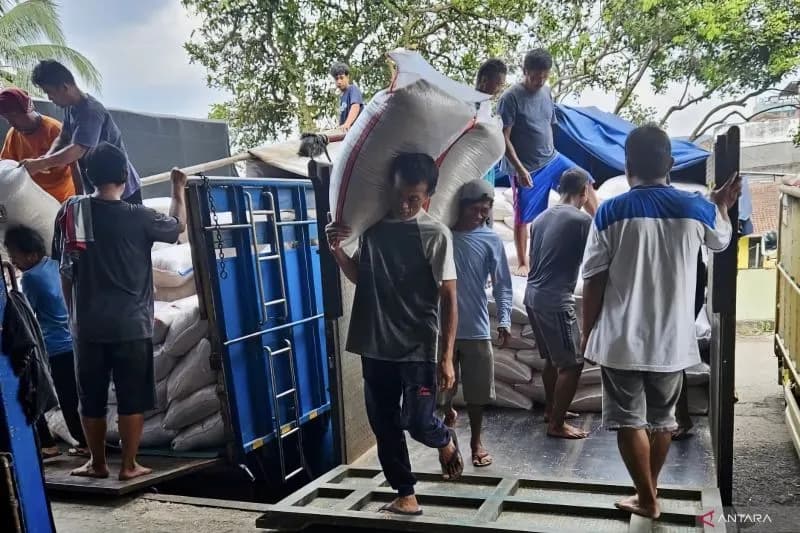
[
  {"x1": 0, "y1": 1, "x2": 65, "y2": 46},
  {"x1": 3, "y1": 43, "x2": 101, "y2": 90}
]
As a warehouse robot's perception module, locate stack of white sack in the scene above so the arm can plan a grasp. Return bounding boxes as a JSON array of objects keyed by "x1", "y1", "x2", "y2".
[
  {"x1": 329, "y1": 49, "x2": 501, "y2": 253},
  {"x1": 152, "y1": 243, "x2": 197, "y2": 302}
]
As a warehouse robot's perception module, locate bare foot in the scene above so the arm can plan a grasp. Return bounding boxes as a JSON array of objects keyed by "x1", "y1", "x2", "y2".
[
  {"x1": 547, "y1": 423, "x2": 588, "y2": 439},
  {"x1": 380, "y1": 495, "x2": 422, "y2": 515},
  {"x1": 615, "y1": 494, "x2": 660, "y2": 519},
  {"x1": 70, "y1": 460, "x2": 110, "y2": 478},
  {"x1": 119, "y1": 462, "x2": 152, "y2": 481},
  {"x1": 544, "y1": 411, "x2": 580, "y2": 423},
  {"x1": 443, "y1": 408, "x2": 457, "y2": 428},
  {"x1": 513, "y1": 264, "x2": 530, "y2": 277}
]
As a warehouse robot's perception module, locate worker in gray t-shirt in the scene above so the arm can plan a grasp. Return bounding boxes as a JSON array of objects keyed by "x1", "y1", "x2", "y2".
[
  {"x1": 524, "y1": 168, "x2": 593, "y2": 439},
  {"x1": 325, "y1": 153, "x2": 463, "y2": 516}
]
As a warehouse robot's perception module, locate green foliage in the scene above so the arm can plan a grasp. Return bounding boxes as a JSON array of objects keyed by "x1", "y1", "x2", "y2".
[
  {"x1": 0, "y1": 0, "x2": 100, "y2": 92},
  {"x1": 184, "y1": 0, "x2": 800, "y2": 147}
]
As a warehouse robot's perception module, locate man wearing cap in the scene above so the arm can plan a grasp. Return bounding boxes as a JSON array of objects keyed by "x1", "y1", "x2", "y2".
[
  {"x1": 442, "y1": 178, "x2": 513, "y2": 467},
  {"x1": 0, "y1": 87, "x2": 75, "y2": 203}
]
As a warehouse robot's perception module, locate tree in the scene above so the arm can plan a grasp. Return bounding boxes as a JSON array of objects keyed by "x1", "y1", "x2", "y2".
[
  {"x1": 183, "y1": 0, "x2": 527, "y2": 148},
  {"x1": 186, "y1": 0, "x2": 799, "y2": 147},
  {"x1": 526, "y1": 0, "x2": 800, "y2": 138},
  {"x1": 0, "y1": 0, "x2": 100, "y2": 92}
]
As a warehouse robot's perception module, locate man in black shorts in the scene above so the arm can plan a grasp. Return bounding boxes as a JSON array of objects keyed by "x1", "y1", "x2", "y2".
[{"x1": 57, "y1": 142, "x2": 186, "y2": 480}]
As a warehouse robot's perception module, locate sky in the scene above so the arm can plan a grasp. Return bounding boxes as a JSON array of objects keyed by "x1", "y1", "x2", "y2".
[{"x1": 58, "y1": 1, "x2": 746, "y2": 138}]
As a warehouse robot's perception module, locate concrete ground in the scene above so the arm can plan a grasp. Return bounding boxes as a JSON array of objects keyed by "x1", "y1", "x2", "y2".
[
  {"x1": 731, "y1": 336, "x2": 800, "y2": 531},
  {"x1": 50, "y1": 336, "x2": 800, "y2": 532}
]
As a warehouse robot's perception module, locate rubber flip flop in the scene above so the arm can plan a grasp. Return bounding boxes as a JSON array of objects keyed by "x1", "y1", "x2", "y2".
[
  {"x1": 472, "y1": 451, "x2": 493, "y2": 467},
  {"x1": 379, "y1": 502, "x2": 423, "y2": 516},
  {"x1": 67, "y1": 447, "x2": 90, "y2": 458},
  {"x1": 439, "y1": 428, "x2": 464, "y2": 481}
]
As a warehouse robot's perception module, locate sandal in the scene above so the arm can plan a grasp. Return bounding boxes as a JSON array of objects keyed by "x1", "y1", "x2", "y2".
[
  {"x1": 42, "y1": 447, "x2": 62, "y2": 459},
  {"x1": 472, "y1": 450, "x2": 493, "y2": 467},
  {"x1": 68, "y1": 447, "x2": 91, "y2": 458},
  {"x1": 379, "y1": 502, "x2": 423, "y2": 516},
  {"x1": 438, "y1": 428, "x2": 463, "y2": 481},
  {"x1": 443, "y1": 408, "x2": 457, "y2": 428}
]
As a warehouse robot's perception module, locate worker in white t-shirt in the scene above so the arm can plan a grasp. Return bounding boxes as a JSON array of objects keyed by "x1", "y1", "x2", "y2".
[{"x1": 580, "y1": 124, "x2": 741, "y2": 520}]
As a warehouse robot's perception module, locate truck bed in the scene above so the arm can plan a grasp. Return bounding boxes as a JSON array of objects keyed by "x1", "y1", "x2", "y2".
[{"x1": 256, "y1": 408, "x2": 720, "y2": 532}]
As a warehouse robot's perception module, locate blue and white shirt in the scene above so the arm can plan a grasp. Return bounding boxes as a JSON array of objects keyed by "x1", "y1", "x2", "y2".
[{"x1": 582, "y1": 185, "x2": 732, "y2": 372}]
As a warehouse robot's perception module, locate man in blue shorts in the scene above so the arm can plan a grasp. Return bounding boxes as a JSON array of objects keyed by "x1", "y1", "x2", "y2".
[{"x1": 498, "y1": 49, "x2": 598, "y2": 276}]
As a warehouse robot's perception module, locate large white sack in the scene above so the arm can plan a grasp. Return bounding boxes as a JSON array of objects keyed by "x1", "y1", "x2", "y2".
[
  {"x1": 167, "y1": 338, "x2": 215, "y2": 402},
  {"x1": 152, "y1": 243, "x2": 194, "y2": 288},
  {"x1": 492, "y1": 222, "x2": 514, "y2": 242},
  {"x1": 494, "y1": 196, "x2": 513, "y2": 220},
  {"x1": 144, "y1": 197, "x2": 187, "y2": 243},
  {"x1": 153, "y1": 301, "x2": 180, "y2": 344},
  {"x1": 162, "y1": 296, "x2": 208, "y2": 357},
  {"x1": 427, "y1": 120, "x2": 505, "y2": 227},
  {"x1": 685, "y1": 362, "x2": 710, "y2": 386},
  {"x1": 688, "y1": 384, "x2": 709, "y2": 415},
  {"x1": 155, "y1": 279, "x2": 197, "y2": 302},
  {"x1": 516, "y1": 349, "x2": 546, "y2": 371},
  {"x1": 45, "y1": 408, "x2": 78, "y2": 447},
  {"x1": 163, "y1": 384, "x2": 220, "y2": 431},
  {"x1": 491, "y1": 322, "x2": 536, "y2": 350},
  {"x1": 154, "y1": 344, "x2": 177, "y2": 382},
  {"x1": 330, "y1": 50, "x2": 488, "y2": 249},
  {"x1": 140, "y1": 414, "x2": 178, "y2": 448},
  {"x1": 155, "y1": 378, "x2": 168, "y2": 411},
  {"x1": 494, "y1": 350, "x2": 532, "y2": 384},
  {"x1": 579, "y1": 365, "x2": 602, "y2": 385},
  {"x1": 514, "y1": 377, "x2": 546, "y2": 404},
  {"x1": 503, "y1": 187, "x2": 513, "y2": 203},
  {"x1": 570, "y1": 384, "x2": 602, "y2": 412},
  {"x1": 0, "y1": 161, "x2": 61, "y2": 256},
  {"x1": 597, "y1": 175, "x2": 708, "y2": 203},
  {"x1": 171, "y1": 412, "x2": 225, "y2": 452},
  {"x1": 492, "y1": 381, "x2": 533, "y2": 410}
]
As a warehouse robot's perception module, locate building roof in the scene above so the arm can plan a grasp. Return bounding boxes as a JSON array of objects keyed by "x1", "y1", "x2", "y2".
[{"x1": 749, "y1": 180, "x2": 781, "y2": 236}]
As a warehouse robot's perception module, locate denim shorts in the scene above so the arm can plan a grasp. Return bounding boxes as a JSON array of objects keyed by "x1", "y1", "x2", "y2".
[{"x1": 601, "y1": 367, "x2": 683, "y2": 431}]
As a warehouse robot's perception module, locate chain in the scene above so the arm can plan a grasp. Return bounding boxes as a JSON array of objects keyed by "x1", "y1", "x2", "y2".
[{"x1": 201, "y1": 173, "x2": 228, "y2": 279}]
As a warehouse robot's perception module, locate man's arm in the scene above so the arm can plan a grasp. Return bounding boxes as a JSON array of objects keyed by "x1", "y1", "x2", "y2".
[
  {"x1": 325, "y1": 219, "x2": 358, "y2": 284},
  {"x1": 491, "y1": 239, "x2": 514, "y2": 337},
  {"x1": 438, "y1": 279, "x2": 457, "y2": 390},
  {"x1": 21, "y1": 143, "x2": 87, "y2": 176},
  {"x1": 580, "y1": 271, "x2": 608, "y2": 354},
  {"x1": 502, "y1": 126, "x2": 531, "y2": 188},
  {"x1": 60, "y1": 274, "x2": 72, "y2": 316},
  {"x1": 169, "y1": 168, "x2": 188, "y2": 233},
  {"x1": 342, "y1": 104, "x2": 360, "y2": 131}
]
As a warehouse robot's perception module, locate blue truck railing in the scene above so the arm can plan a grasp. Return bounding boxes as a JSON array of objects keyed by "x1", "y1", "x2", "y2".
[{"x1": 186, "y1": 176, "x2": 336, "y2": 483}]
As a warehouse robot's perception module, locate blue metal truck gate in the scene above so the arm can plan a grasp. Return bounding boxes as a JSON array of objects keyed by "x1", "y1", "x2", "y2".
[{"x1": 186, "y1": 176, "x2": 336, "y2": 483}]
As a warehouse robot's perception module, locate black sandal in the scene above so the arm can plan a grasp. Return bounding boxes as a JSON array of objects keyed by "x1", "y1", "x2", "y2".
[{"x1": 439, "y1": 428, "x2": 463, "y2": 481}]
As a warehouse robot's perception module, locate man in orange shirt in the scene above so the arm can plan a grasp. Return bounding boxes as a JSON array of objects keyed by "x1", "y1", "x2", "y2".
[{"x1": 0, "y1": 87, "x2": 76, "y2": 203}]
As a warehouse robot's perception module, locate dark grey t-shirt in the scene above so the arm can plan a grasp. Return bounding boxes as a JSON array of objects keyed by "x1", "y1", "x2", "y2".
[
  {"x1": 62, "y1": 94, "x2": 141, "y2": 198},
  {"x1": 525, "y1": 204, "x2": 592, "y2": 312},
  {"x1": 69, "y1": 199, "x2": 180, "y2": 342},
  {"x1": 346, "y1": 211, "x2": 457, "y2": 363},
  {"x1": 498, "y1": 83, "x2": 556, "y2": 172}
]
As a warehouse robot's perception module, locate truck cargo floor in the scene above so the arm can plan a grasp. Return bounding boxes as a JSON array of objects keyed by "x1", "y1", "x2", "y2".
[
  {"x1": 256, "y1": 465, "x2": 724, "y2": 532},
  {"x1": 44, "y1": 452, "x2": 222, "y2": 495},
  {"x1": 355, "y1": 408, "x2": 715, "y2": 487}
]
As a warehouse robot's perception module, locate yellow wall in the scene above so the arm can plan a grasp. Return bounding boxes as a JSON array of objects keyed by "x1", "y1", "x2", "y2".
[{"x1": 737, "y1": 268, "x2": 777, "y2": 321}]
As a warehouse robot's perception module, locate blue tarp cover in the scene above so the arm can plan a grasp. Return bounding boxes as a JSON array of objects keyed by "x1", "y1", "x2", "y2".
[{"x1": 553, "y1": 104, "x2": 709, "y2": 185}]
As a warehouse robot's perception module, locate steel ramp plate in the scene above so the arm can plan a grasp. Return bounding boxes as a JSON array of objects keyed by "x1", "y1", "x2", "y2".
[
  {"x1": 44, "y1": 453, "x2": 221, "y2": 495},
  {"x1": 256, "y1": 465, "x2": 725, "y2": 532}
]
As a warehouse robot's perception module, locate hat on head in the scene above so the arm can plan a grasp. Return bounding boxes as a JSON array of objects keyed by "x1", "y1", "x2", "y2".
[
  {"x1": 459, "y1": 178, "x2": 494, "y2": 204},
  {"x1": 0, "y1": 87, "x2": 33, "y2": 115}
]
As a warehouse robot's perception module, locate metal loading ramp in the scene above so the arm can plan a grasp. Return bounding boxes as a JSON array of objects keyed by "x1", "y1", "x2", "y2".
[{"x1": 256, "y1": 465, "x2": 724, "y2": 532}]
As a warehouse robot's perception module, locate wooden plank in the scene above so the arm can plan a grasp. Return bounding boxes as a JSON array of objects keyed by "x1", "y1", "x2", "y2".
[
  {"x1": 701, "y1": 487, "x2": 726, "y2": 532},
  {"x1": 44, "y1": 455, "x2": 221, "y2": 496},
  {"x1": 141, "y1": 493, "x2": 270, "y2": 512}
]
